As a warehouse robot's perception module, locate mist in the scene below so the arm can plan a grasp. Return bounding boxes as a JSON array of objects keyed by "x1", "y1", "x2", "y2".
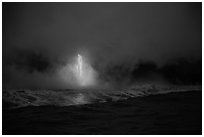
[{"x1": 3, "y1": 2, "x2": 202, "y2": 89}]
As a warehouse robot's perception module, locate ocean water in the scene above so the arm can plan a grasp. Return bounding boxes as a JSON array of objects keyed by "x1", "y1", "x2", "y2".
[
  {"x1": 3, "y1": 84, "x2": 201, "y2": 109},
  {"x1": 3, "y1": 84, "x2": 202, "y2": 134}
]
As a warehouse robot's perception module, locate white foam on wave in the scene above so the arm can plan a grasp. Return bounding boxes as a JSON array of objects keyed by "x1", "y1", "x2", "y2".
[{"x1": 3, "y1": 84, "x2": 201, "y2": 109}]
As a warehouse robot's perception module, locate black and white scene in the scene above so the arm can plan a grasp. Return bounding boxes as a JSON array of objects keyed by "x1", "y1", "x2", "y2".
[{"x1": 2, "y1": 2, "x2": 202, "y2": 135}]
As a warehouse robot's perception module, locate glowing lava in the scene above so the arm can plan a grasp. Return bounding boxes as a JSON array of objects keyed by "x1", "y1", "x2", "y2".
[
  {"x1": 73, "y1": 54, "x2": 97, "y2": 87},
  {"x1": 77, "y1": 54, "x2": 83, "y2": 78},
  {"x1": 59, "y1": 53, "x2": 98, "y2": 88}
]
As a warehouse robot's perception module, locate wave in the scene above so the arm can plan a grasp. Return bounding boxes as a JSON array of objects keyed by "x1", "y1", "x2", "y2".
[{"x1": 3, "y1": 84, "x2": 201, "y2": 109}]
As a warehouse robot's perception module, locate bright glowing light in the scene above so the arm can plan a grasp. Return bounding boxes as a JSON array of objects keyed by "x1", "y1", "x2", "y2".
[
  {"x1": 74, "y1": 54, "x2": 97, "y2": 87},
  {"x1": 59, "y1": 53, "x2": 97, "y2": 88},
  {"x1": 77, "y1": 54, "x2": 82, "y2": 77}
]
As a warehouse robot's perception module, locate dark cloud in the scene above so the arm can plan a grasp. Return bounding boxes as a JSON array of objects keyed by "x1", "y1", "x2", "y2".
[{"x1": 3, "y1": 2, "x2": 202, "y2": 89}]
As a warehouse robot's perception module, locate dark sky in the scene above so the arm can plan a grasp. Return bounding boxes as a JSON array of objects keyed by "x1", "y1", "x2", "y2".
[{"x1": 3, "y1": 2, "x2": 202, "y2": 89}]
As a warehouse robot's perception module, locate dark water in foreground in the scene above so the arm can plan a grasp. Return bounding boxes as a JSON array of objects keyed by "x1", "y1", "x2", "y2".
[{"x1": 3, "y1": 91, "x2": 202, "y2": 135}]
